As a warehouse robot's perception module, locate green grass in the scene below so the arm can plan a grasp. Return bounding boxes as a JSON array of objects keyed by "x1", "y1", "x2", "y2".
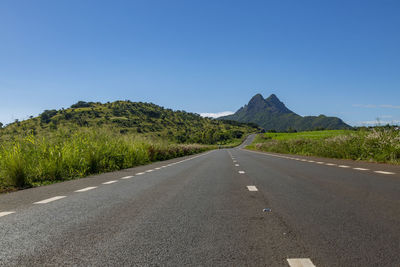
[
  {"x1": 260, "y1": 130, "x2": 350, "y2": 140},
  {"x1": 247, "y1": 128, "x2": 400, "y2": 164},
  {"x1": 0, "y1": 128, "x2": 216, "y2": 192}
]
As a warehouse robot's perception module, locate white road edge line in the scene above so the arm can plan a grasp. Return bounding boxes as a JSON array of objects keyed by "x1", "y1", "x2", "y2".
[
  {"x1": 0, "y1": 211, "x2": 15, "y2": 217},
  {"x1": 287, "y1": 258, "x2": 316, "y2": 267},
  {"x1": 102, "y1": 180, "x2": 118, "y2": 185},
  {"x1": 121, "y1": 176, "x2": 134, "y2": 179},
  {"x1": 247, "y1": 185, "x2": 258, "y2": 191},
  {"x1": 241, "y1": 149, "x2": 386, "y2": 176},
  {"x1": 34, "y1": 196, "x2": 66, "y2": 204},
  {"x1": 374, "y1": 171, "x2": 395, "y2": 175},
  {"x1": 74, "y1": 186, "x2": 97, "y2": 192}
]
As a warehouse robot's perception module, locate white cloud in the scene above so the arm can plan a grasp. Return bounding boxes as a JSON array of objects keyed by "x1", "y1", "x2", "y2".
[
  {"x1": 353, "y1": 104, "x2": 400, "y2": 109},
  {"x1": 200, "y1": 111, "x2": 234, "y2": 118},
  {"x1": 358, "y1": 120, "x2": 400, "y2": 125},
  {"x1": 352, "y1": 104, "x2": 377, "y2": 108},
  {"x1": 379, "y1": 104, "x2": 400, "y2": 109}
]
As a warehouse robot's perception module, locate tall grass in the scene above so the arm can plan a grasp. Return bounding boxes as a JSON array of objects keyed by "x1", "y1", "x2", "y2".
[
  {"x1": 0, "y1": 129, "x2": 212, "y2": 190},
  {"x1": 248, "y1": 128, "x2": 400, "y2": 164}
]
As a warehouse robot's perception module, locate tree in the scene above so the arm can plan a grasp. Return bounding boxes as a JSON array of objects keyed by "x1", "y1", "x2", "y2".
[
  {"x1": 40, "y1": 110, "x2": 57, "y2": 123},
  {"x1": 0, "y1": 122, "x2": 3, "y2": 128},
  {"x1": 70, "y1": 101, "x2": 93, "y2": 108}
]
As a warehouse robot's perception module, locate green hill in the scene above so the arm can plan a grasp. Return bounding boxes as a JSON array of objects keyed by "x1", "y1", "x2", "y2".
[
  {"x1": 219, "y1": 94, "x2": 351, "y2": 132},
  {"x1": 1, "y1": 100, "x2": 258, "y2": 145},
  {"x1": 0, "y1": 100, "x2": 258, "y2": 191}
]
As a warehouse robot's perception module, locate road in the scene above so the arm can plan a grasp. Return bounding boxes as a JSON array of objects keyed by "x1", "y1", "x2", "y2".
[{"x1": 1, "y1": 135, "x2": 399, "y2": 266}]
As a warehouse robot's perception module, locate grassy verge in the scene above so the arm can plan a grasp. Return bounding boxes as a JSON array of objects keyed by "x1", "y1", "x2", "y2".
[
  {"x1": 0, "y1": 128, "x2": 214, "y2": 192},
  {"x1": 247, "y1": 129, "x2": 400, "y2": 164}
]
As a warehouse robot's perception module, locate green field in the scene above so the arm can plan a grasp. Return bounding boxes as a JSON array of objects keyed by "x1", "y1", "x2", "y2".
[
  {"x1": 258, "y1": 130, "x2": 350, "y2": 140},
  {"x1": 247, "y1": 128, "x2": 400, "y2": 164}
]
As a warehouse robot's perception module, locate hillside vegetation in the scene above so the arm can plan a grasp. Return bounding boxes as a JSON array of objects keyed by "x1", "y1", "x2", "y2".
[
  {"x1": 247, "y1": 128, "x2": 400, "y2": 164},
  {"x1": 1, "y1": 100, "x2": 257, "y2": 144},
  {"x1": 0, "y1": 101, "x2": 258, "y2": 191}
]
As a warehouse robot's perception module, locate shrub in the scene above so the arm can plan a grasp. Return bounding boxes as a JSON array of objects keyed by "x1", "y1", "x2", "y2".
[{"x1": 0, "y1": 143, "x2": 28, "y2": 187}]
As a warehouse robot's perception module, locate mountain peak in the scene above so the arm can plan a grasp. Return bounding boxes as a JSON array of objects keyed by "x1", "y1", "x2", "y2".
[
  {"x1": 245, "y1": 93, "x2": 294, "y2": 114},
  {"x1": 265, "y1": 94, "x2": 293, "y2": 114},
  {"x1": 266, "y1": 93, "x2": 278, "y2": 101},
  {"x1": 249, "y1": 93, "x2": 264, "y2": 103},
  {"x1": 247, "y1": 93, "x2": 267, "y2": 111},
  {"x1": 218, "y1": 93, "x2": 351, "y2": 131}
]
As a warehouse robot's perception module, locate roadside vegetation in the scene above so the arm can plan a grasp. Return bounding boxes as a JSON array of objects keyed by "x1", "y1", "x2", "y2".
[
  {"x1": 247, "y1": 127, "x2": 400, "y2": 164},
  {"x1": 0, "y1": 101, "x2": 258, "y2": 192}
]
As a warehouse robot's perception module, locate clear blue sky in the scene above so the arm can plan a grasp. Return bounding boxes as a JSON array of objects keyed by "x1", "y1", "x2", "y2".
[{"x1": 1, "y1": 0, "x2": 399, "y2": 126}]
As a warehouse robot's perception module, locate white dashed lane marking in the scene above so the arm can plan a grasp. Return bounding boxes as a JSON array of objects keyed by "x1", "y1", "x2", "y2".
[
  {"x1": 374, "y1": 171, "x2": 395, "y2": 175},
  {"x1": 75, "y1": 186, "x2": 97, "y2": 192},
  {"x1": 0, "y1": 211, "x2": 15, "y2": 217},
  {"x1": 121, "y1": 176, "x2": 134, "y2": 179},
  {"x1": 238, "y1": 171, "x2": 245, "y2": 174},
  {"x1": 287, "y1": 258, "x2": 316, "y2": 267},
  {"x1": 102, "y1": 180, "x2": 117, "y2": 185},
  {"x1": 235, "y1": 164, "x2": 240, "y2": 166},
  {"x1": 316, "y1": 162, "x2": 324, "y2": 164},
  {"x1": 247, "y1": 186, "x2": 258, "y2": 191},
  {"x1": 353, "y1": 168, "x2": 369, "y2": 171},
  {"x1": 34, "y1": 196, "x2": 66, "y2": 204},
  {"x1": 136, "y1": 172, "x2": 145, "y2": 175},
  {"x1": 145, "y1": 170, "x2": 154, "y2": 173},
  {"x1": 325, "y1": 163, "x2": 336, "y2": 166},
  {"x1": 338, "y1": 165, "x2": 350, "y2": 168}
]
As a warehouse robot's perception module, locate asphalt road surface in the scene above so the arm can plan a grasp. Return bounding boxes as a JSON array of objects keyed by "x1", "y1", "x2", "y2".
[{"x1": 1, "y1": 135, "x2": 399, "y2": 266}]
